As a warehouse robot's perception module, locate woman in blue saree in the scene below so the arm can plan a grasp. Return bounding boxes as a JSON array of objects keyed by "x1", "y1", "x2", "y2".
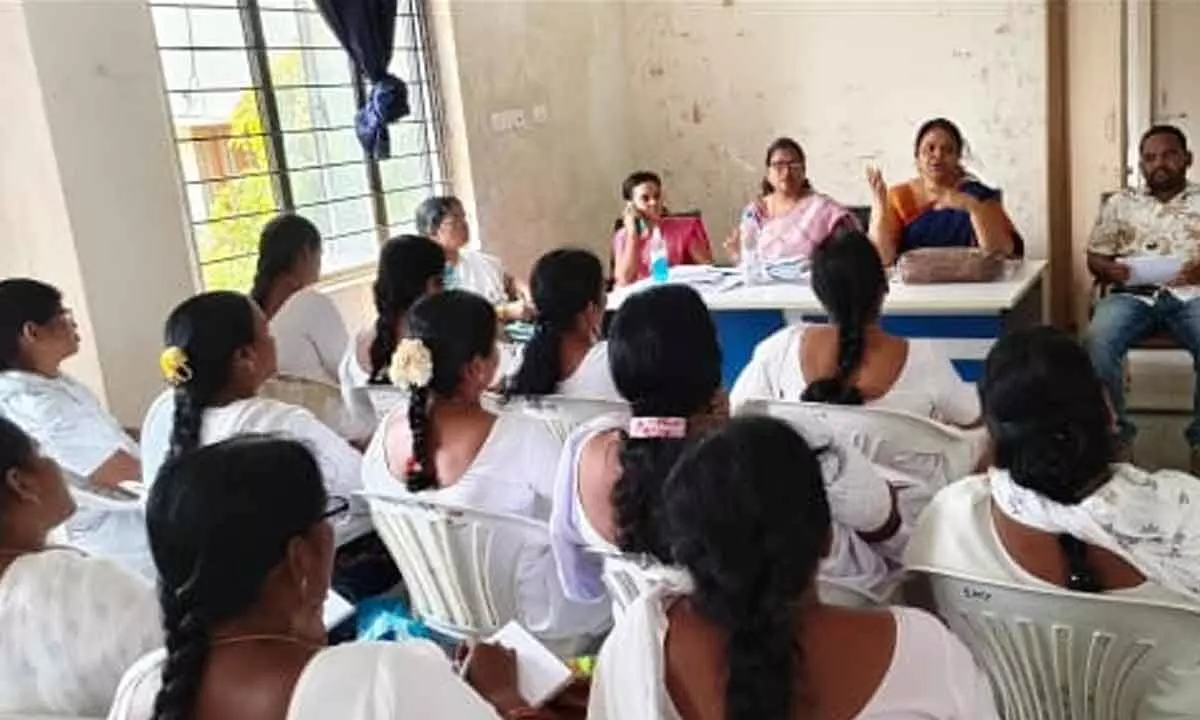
[{"x1": 867, "y1": 118, "x2": 1022, "y2": 266}]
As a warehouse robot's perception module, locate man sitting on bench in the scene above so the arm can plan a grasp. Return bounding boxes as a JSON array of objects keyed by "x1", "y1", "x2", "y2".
[{"x1": 1085, "y1": 124, "x2": 1200, "y2": 469}]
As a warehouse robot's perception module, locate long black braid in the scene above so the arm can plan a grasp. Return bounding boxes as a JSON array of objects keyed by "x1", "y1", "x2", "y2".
[
  {"x1": 367, "y1": 235, "x2": 446, "y2": 384},
  {"x1": 802, "y1": 231, "x2": 888, "y2": 406}
]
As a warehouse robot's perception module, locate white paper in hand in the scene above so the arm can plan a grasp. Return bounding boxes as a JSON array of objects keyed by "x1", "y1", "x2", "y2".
[
  {"x1": 322, "y1": 590, "x2": 354, "y2": 630},
  {"x1": 489, "y1": 621, "x2": 574, "y2": 707},
  {"x1": 1124, "y1": 255, "x2": 1183, "y2": 286}
]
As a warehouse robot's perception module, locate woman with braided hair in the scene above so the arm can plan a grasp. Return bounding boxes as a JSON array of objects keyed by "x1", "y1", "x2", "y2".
[
  {"x1": 361, "y1": 290, "x2": 611, "y2": 651},
  {"x1": 338, "y1": 234, "x2": 445, "y2": 390},
  {"x1": 730, "y1": 231, "x2": 979, "y2": 427},
  {"x1": 589, "y1": 416, "x2": 998, "y2": 719},
  {"x1": 108, "y1": 435, "x2": 542, "y2": 719},
  {"x1": 140, "y1": 292, "x2": 395, "y2": 601},
  {"x1": 555, "y1": 285, "x2": 900, "y2": 604},
  {"x1": 507, "y1": 248, "x2": 619, "y2": 401},
  {"x1": 0, "y1": 416, "x2": 159, "y2": 715}
]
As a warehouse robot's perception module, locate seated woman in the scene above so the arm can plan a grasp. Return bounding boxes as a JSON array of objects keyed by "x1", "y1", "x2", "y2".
[
  {"x1": 140, "y1": 292, "x2": 391, "y2": 600},
  {"x1": 362, "y1": 290, "x2": 611, "y2": 649},
  {"x1": 108, "y1": 435, "x2": 543, "y2": 720},
  {"x1": 416, "y1": 196, "x2": 531, "y2": 322},
  {"x1": 552, "y1": 285, "x2": 900, "y2": 604},
  {"x1": 0, "y1": 278, "x2": 151, "y2": 576},
  {"x1": 612, "y1": 171, "x2": 712, "y2": 286},
  {"x1": 731, "y1": 231, "x2": 979, "y2": 427},
  {"x1": 726, "y1": 137, "x2": 859, "y2": 263},
  {"x1": 907, "y1": 326, "x2": 1200, "y2": 716},
  {"x1": 868, "y1": 117, "x2": 1019, "y2": 265},
  {"x1": 0, "y1": 416, "x2": 160, "y2": 716},
  {"x1": 340, "y1": 234, "x2": 445, "y2": 390},
  {"x1": 589, "y1": 416, "x2": 998, "y2": 719},
  {"x1": 507, "y1": 248, "x2": 621, "y2": 401},
  {"x1": 251, "y1": 213, "x2": 349, "y2": 386}
]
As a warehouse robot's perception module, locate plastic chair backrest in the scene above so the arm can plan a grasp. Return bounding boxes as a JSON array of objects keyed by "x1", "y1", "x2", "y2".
[
  {"x1": 742, "y1": 399, "x2": 977, "y2": 493},
  {"x1": 598, "y1": 552, "x2": 668, "y2": 614},
  {"x1": 261, "y1": 373, "x2": 349, "y2": 425},
  {"x1": 909, "y1": 568, "x2": 1200, "y2": 720},
  {"x1": 494, "y1": 394, "x2": 629, "y2": 441},
  {"x1": 365, "y1": 493, "x2": 549, "y2": 640}
]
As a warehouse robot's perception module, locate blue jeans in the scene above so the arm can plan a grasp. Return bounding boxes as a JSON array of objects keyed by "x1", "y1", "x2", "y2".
[{"x1": 1085, "y1": 291, "x2": 1200, "y2": 446}]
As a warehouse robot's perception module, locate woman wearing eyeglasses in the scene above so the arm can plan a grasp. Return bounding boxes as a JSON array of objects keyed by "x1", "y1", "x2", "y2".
[
  {"x1": 0, "y1": 278, "x2": 152, "y2": 577},
  {"x1": 724, "y1": 137, "x2": 861, "y2": 263}
]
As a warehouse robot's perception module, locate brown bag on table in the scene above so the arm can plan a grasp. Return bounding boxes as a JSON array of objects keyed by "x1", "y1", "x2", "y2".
[{"x1": 897, "y1": 247, "x2": 1005, "y2": 284}]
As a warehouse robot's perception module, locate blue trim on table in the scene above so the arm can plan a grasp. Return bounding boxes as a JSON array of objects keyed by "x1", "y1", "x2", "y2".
[
  {"x1": 716, "y1": 310, "x2": 999, "y2": 388},
  {"x1": 711, "y1": 310, "x2": 786, "y2": 389}
]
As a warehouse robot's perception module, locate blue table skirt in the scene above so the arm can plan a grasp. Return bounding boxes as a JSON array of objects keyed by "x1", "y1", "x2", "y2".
[{"x1": 712, "y1": 310, "x2": 1007, "y2": 390}]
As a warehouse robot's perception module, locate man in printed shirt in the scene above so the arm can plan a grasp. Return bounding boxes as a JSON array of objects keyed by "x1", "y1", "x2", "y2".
[{"x1": 1086, "y1": 125, "x2": 1200, "y2": 468}]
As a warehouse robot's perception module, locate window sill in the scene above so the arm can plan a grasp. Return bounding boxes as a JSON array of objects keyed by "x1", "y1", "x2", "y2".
[{"x1": 317, "y1": 263, "x2": 375, "y2": 295}]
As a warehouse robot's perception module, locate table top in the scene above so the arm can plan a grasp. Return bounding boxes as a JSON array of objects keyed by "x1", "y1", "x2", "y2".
[{"x1": 607, "y1": 259, "x2": 1047, "y2": 316}]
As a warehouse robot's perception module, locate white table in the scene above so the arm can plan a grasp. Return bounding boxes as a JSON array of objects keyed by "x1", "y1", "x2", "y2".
[{"x1": 607, "y1": 260, "x2": 1047, "y2": 386}]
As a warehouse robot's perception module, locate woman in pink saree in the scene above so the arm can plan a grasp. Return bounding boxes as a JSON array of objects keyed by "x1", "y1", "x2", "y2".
[
  {"x1": 728, "y1": 137, "x2": 861, "y2": 262},
  {"x1": 612, "y1": 171, "x2": 713, "y2": 286}
]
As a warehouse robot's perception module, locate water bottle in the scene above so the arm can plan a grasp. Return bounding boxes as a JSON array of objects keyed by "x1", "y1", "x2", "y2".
[
  {"x1": 648, "y1": 226, "x2": 670, "y2": 284},
  {"x1": 740, "y1": 221, "x2": 765, "y2": 285}
]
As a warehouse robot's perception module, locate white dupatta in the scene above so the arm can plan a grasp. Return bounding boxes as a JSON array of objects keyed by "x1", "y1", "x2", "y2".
[{"x1": 990, "y1": 464, "x2": 1200, "y2": 600}]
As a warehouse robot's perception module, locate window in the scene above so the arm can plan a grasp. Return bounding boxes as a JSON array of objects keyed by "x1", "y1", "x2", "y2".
[{"x1": 150, "y1": 0, "x2": 446, "y2": 290}]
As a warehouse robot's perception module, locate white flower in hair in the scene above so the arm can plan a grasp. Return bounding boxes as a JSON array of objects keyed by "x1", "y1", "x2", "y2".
[{"x1": 391, "y1": 338, "x2": 433, "y2": 388}]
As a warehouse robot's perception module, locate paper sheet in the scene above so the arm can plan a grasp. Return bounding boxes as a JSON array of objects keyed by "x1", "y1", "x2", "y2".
[{"x1": 1124, "y1": 255, "x2": 1183, "y2": 286}]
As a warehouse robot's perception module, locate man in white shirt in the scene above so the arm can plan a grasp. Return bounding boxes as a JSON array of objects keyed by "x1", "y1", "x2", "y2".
[{"x1": 1085, "y1": 125, "x2": 1200, "y2": 469}]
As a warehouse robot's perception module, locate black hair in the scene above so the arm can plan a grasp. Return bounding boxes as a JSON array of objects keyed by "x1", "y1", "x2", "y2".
[
  {"x1": 414, "y1": 196, "x2": 464, "y2": 237},
  {"x1": 508, "y1": 249, "x2": 604, "y2": 397},
  {"x1": 608, "y1": 285, "x2": 721, "y2": 560},
  {"x1": 1139, "y1": 124, "x2": 1189, "y2": 153},
  {"x1": 249, "y1": 214, "x2": 322, "y2": 310},
  {"x1": 621, "y1": 171, "x2": 662, "y2": 201},
  {"x1": 802, "y1": 231, "x2": 888, "y2": 406},
  {"x1": 163, "y1": 292, "x2": 258, "y2": 459},
  {"x1": 147, "y1": 435, "x2": 328, "y2": 720},
  {"x1": 665, "y1": 415, "x2": 831, "y2": 720},
  {"x1": 0, "y1": 416, "x2": 37, "y2": 529},
  {"x1": 0, "y1": 278, "x2": 64, "y2": 371},
  {"x1": 368, "y1": 235, "x2": 446, "y2": 385},
  {"x1": 761, "y1": 137, "x2": 808, "y2": 196},
  {"x1": 981, "y1": 326, "x2": 1113, "y2": 504},
  {"x1": 402, "y1": 290, "x2": 497, "y2": 493},
  {"x1": 914, "y1": 117, "x2": 966, "y2": 156}
]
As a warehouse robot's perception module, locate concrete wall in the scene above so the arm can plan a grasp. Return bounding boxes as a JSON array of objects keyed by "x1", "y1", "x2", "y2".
[
  {"x1": 434, "y1": 0, "x2": 631, "y2": 278},
  {"x1": 1, "y1": 0, "x2": 197, "y2": 424}
]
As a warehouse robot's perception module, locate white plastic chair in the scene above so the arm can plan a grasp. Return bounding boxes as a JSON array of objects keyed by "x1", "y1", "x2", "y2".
[
  {"x1": 366, "y1": 493, "x2": 544, "y2": 641},
  {"x1": 908, "y1": 568, "x2": 1200, "y2": 719},
  {"x1": 741, "y1": 399, "x2": 980, "y2": 513},
  {"x1": 491, "y1": 394, "x2": 629, "y2": 441},
  {"x1": 261, "y1": 373, "x2": 373, "y2": 441}
]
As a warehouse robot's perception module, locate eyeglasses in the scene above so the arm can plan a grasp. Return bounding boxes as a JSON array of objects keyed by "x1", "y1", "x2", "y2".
[
  {"x1": 768, "y1": 162, "x2": 804, "y2": 173},
  {"x1": 323, "y1": 495, "x2": 351, "y2": 520}
]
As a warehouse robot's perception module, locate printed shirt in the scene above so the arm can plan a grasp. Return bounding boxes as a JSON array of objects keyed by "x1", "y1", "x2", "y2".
[{"x1": 1088, "y1": 183, "x2": 1200, "y2": 262}]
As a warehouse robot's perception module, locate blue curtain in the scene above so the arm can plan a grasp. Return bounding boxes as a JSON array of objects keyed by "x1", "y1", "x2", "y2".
[{"x1": 315, "y1": 0, "x2": 410, "y2": 159}]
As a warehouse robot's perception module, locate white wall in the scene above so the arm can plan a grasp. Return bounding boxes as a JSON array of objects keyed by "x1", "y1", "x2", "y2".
[
  {"x1": 621, "y1": 0, "x2": 1050, "y2": 258},
  {"x1": 1, "y1": 0, "x2": 198, "y2": 425}
]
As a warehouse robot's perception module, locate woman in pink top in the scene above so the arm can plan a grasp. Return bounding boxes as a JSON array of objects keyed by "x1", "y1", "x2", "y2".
[
  {"x1": 727, "y1": 137, "x2": 861, "y2": 262},
  {"x1": 612, "y1": 171, "x2": 713, "y2": 286}
]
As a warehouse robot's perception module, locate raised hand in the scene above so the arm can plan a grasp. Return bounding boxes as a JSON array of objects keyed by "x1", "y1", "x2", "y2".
[{"x1": 866, "y1": 166, "x2": 888, "y2": 207}]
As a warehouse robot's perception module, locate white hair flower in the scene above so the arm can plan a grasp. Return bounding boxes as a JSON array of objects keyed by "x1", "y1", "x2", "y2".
[{"x1": 391, "y1": 338, "x2": 433, "y2": 388}]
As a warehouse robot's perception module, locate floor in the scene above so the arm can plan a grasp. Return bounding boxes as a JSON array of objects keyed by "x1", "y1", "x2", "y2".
[{"x1": 1126, "y1": 348, "x2": 1194, "y2": 472}]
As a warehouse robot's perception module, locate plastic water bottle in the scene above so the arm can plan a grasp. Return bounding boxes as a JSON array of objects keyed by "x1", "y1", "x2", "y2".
[
  {"x1": 648, "y1": 226, "x2": 670, "y2": 284},
  {"x1": 740, "y1": 222, "x2": 765, "y2": 285}
]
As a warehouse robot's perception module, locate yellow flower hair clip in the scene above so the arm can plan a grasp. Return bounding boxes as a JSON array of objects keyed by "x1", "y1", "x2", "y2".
[{"x1": 159, "y1": 346, "x2": 193, "y2": 386}]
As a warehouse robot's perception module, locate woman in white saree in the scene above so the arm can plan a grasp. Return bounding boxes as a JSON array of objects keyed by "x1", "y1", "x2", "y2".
[
  {"x1": 0, "y1": 416, "x2": 160, "y2": 716},
  {"x1": 907, "y1": 326, "x2": 1200, "y2": 718}
]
